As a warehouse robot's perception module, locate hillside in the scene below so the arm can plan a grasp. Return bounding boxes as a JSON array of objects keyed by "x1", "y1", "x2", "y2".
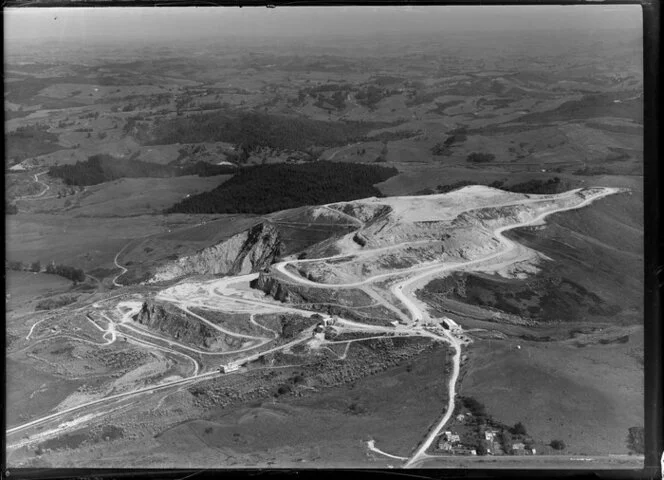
[
  {"x1": 48, "y1": 155, "x2": 236, "y2": 186},
  {"x1": 142, "y1": 111, "x2": 388, "y2": 154},
  {"x1": 166, "y1": 161, "x2": 399, "y2": 215}
]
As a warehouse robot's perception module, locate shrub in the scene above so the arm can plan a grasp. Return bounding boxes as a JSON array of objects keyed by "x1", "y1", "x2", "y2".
[
  {"x1": 550, "y1": 439, "x2": 566, "y2": 450},
  {"x1": 431, "y1": 143, "x2": 449, "y2": 156},
  {"x1": 626, "y1": 426, "x2": 644, "y2": 454},
  {"x1": 35, "y1": 295, "x2": 78, "y2": 311},
  {"x1": 277, "y1": 384, "x2": 291, "y2": 395},
  {"x1": 347, "y1": 402, "x2": 366, "y2": 415},
  {"x1": 467, "y1": 152, "x2": 495, "y2": 163},
  {"x1": 511, "y1": 422, "x2": 527, "y2": 436},
  {"x1": 460, "y1": 396, "x2": 487, "y2": 417}
]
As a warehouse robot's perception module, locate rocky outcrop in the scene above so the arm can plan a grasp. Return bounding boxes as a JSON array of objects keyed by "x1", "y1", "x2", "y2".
[
  {"x1": 250, "y1": 273, "x2": 305, "y2": 304},
  {"x1": 133, "y1": 301, "x2": 225, "y2": 350},
  {"x1": 251, "y1": 273, "x2": 394, "y2": 326},
  {"x1": 148, "y1": 222, "x2": 283, "y2": 283}
]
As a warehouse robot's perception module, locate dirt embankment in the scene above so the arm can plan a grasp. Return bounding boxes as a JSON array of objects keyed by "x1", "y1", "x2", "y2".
[{"x1": 148, "y1": 222, "x2": 282, "y2": 283}]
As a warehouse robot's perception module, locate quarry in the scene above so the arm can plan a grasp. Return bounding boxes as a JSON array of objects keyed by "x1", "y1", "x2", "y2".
[
  {"x1": 6, "y1": 184, "x2": 642, "y2": 469},
  {"x1": 5, "y1": 9, "x2": 645, "y2": 469}
]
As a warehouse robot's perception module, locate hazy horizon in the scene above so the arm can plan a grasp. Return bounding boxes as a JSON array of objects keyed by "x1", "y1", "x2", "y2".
[{"x1": 5, "y1": 5, "x2": 642, "y2": 46}]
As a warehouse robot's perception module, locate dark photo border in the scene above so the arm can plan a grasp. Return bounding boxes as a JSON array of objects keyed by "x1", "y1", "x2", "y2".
[{"x1": 2, "y1": 1, "x2": 660, "y2": 479}]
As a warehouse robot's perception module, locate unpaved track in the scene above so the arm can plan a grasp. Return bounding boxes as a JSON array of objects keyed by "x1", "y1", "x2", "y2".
[
  {"x1": 112, "y1": 242, "x2": 132, "y2": 287},
  {"x1": 15, "y1": 171, "x2": 50, "y2": 201}
]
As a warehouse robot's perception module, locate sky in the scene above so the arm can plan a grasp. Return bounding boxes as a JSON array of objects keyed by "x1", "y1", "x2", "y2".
[{"x1": 4, "y1": 5, "x2": 642, "y2": 44}]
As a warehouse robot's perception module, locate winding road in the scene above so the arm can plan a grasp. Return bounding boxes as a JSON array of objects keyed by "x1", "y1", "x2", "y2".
[
  {"x1": 15, "y1": 171, "x2": 51, "y2": 201},
  {"x1": 112, "y1": 242, "x2": 132, "y2": 287}
]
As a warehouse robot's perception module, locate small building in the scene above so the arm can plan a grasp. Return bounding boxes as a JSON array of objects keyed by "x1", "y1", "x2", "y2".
[
  {"x1": 512, "y1": 442, "x2": 526, "y2": 455},
  {"x1": 484, "y1": 430, "x2": 496, "y2": 441},
  {"x1": 438, "y1": 440, "x2": 453, "y2": 452},
  {"x1": 454, "y1": 447, "x2": 477, "y2": 456},
  {"x1": 456, "y1": 413, "x2": 466, "y2": 422},
  {"x1": 443, "y1": 432, "x2": 461, "y2": 443},
  {"x1": 220, "y1": 363, "x2": 239, "y2": 373}
]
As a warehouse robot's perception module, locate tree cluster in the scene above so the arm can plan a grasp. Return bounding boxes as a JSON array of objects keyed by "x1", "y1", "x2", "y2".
[
  {"x1": 6, "y1": 260, "x2": 85, "y2": 283},
  {"x1": 490, "y1": 177, "x2": 563, "y2": 195},
  {"x1": 145, "y1": 110, "x2": 379, "y2": 154},
  {"x1": 45, "y1": 262, "x2": 86, "y2": 283},
  {"x1": 459, "y1": 395, "x2": 487, "y2": 418},
  {"x1": 356, "y1": 85, "x2": 391, "y2": 108},
  {"x1": 166, "y1": 161, "x2": 398, "y2": 215}
]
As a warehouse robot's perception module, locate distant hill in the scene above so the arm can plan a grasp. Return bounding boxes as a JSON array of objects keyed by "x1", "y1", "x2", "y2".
[
  {"x1": 142, "y1": 111, "x2": 387, "y2": 156},
  {"x1": 166, "y1": 161, "x2": 399, "y2": 214}
]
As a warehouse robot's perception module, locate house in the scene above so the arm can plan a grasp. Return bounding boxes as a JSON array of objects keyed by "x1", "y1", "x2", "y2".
[
  {"x1": 512, "y1": 442, "x2": 526, "y2": 455},
  {"x1": 456, "y1": 414, "x2": 466, "y2": 422},
  {"x1": 454, "y1": 447, "x2": 477, "y2": 456},
  {"x1": 438, "y1": 440, "x2": 453, "y2": 452},
  {"x1": 484, "y1": 430, "x2": 496, "y2": 441},
  {"x1": 443, "y1": 432, "x2": 460, "y2": 443}
]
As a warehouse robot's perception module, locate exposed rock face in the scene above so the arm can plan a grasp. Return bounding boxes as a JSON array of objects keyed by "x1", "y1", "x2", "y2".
[
  {"x1": 250, "y1": 273, "x2": 304, "y2": 304},
  {"x1": 149, "y1": 222, "x2": 282, "y2": 283},
  {"x1": 250, "y1": 273, "x2": 394, "y2": 326},
  {"x1": 133, "y1": 301, "x2": 224, "y2": 350}
]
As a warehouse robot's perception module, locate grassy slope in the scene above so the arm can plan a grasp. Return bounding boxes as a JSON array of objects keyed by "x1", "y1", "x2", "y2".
[
  {"x1": 5, "y1": 214, "x2": 186, "y2": 272},
  {"x1": 119, "y1": 215, "x2": 259, "y2": 284},
  {"x1": 506, "y1": 182, "x2": 643, "y2": 323},
  {"x1": 42, "y1": 175, "x2": 232, "y2": 217},
  {"x1": 152, "y1": 342, "x2": 451, "y2": 466},
  {"x1": 459, "y1": 333, "x2": 643, "y2": 455},
  {"x1": 6, "y1": 271, "x2": 73, "y2": 315}
]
